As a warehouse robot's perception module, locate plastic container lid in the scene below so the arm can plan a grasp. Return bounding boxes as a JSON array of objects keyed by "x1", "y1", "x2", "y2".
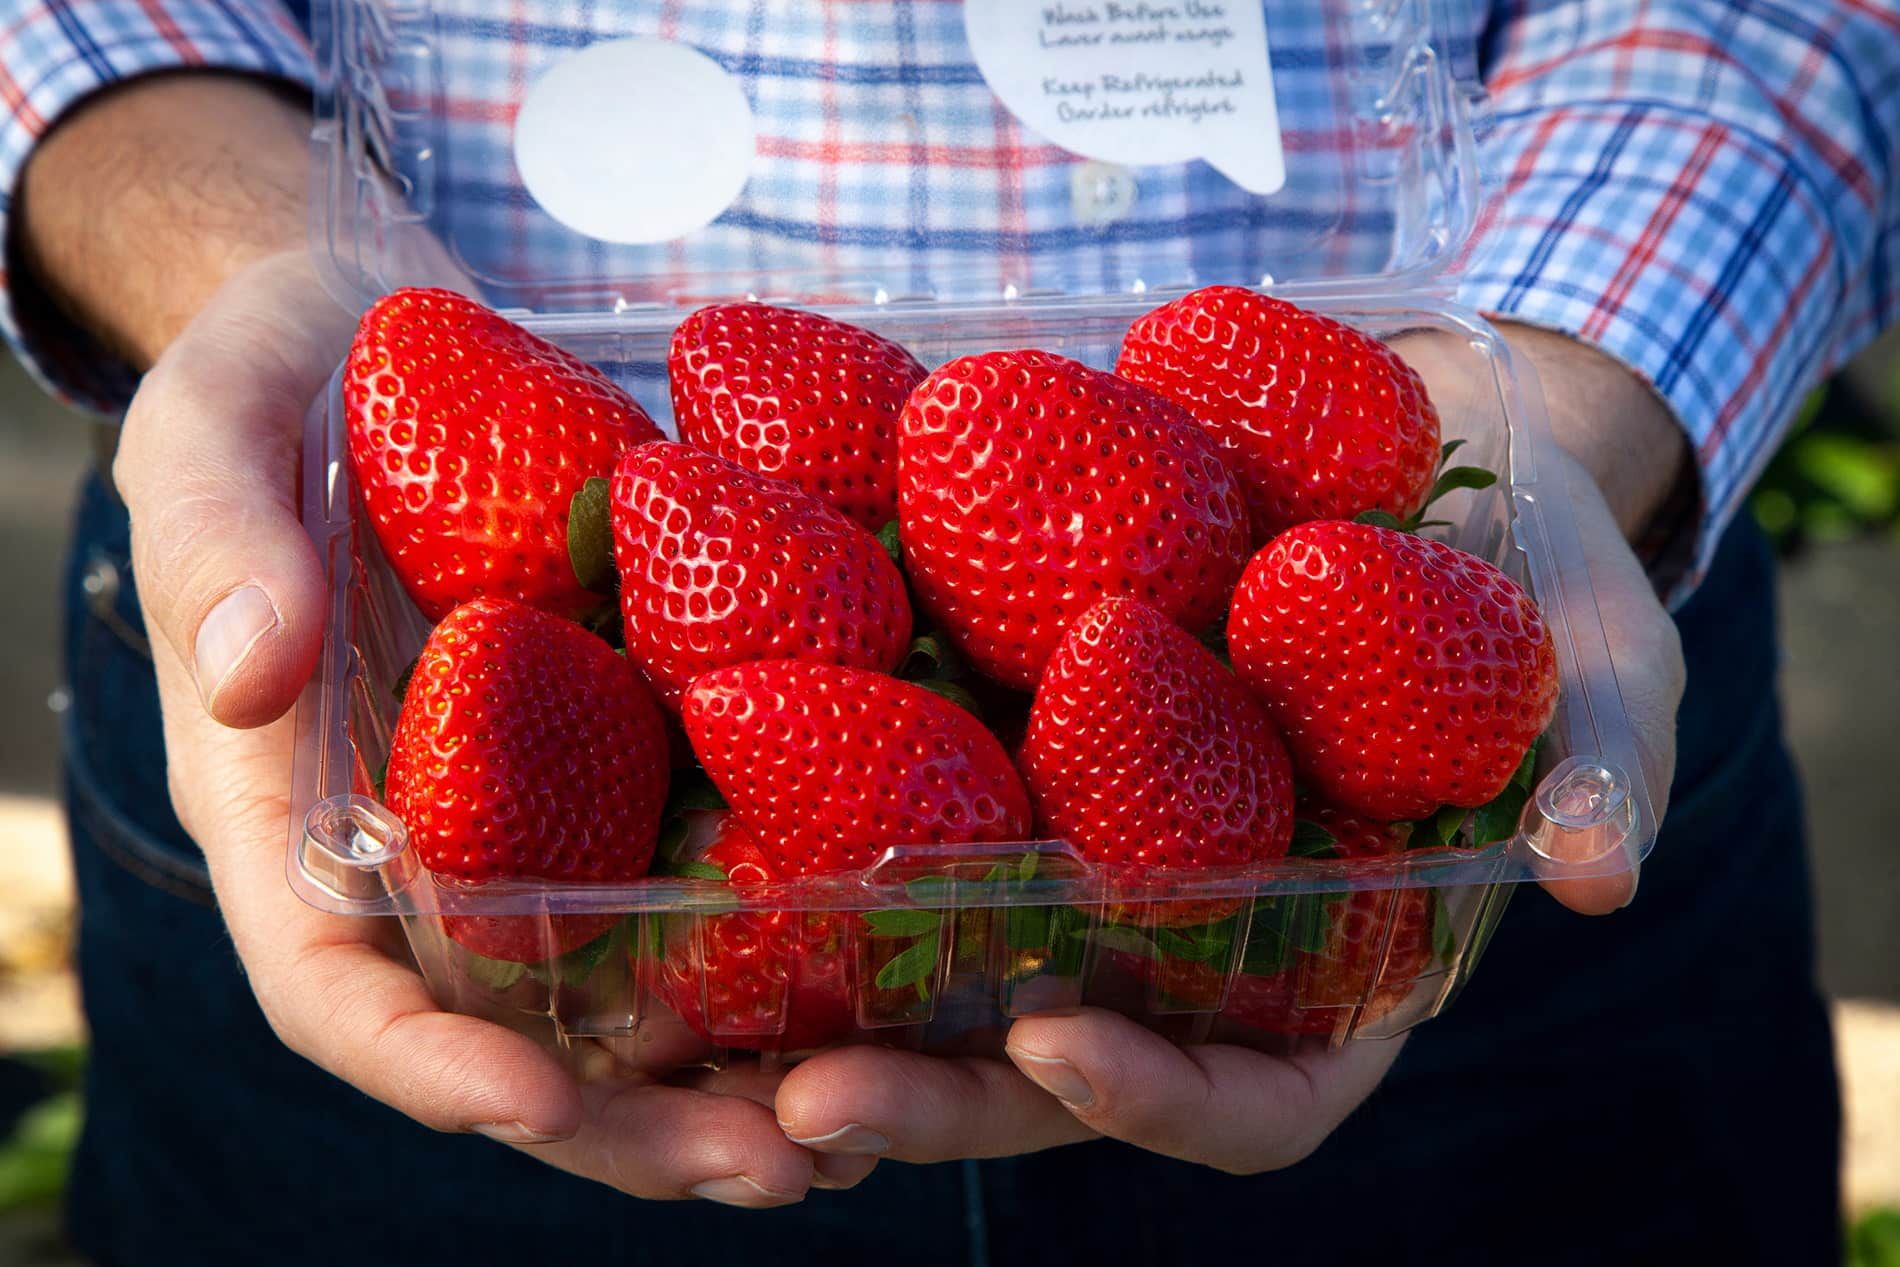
[{"x1": 310, "y1": 0, "x2": 1489, "y2": 315}]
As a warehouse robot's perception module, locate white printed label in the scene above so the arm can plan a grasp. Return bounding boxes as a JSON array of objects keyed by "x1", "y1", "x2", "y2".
[
  {"x1": 513, "y1": 38, "x2": 756, "y2": 245},
  {"x1": 965, "y1": 1, "x2": 1285, "y2": 195}
]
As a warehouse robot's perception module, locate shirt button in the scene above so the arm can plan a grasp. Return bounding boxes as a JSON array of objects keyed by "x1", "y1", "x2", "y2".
[{"x1": 1071, "y1": 161, "x2": 1137, "y2": 226}]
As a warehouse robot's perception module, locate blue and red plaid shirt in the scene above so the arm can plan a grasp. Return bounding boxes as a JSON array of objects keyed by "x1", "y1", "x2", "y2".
[{"x1": 1, "y1": 0, "x2": 1896, "y2": 598}]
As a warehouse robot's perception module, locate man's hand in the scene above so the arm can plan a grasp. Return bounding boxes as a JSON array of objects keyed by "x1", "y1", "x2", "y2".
[
  {"x1": 775, "y1": 1011, "x2": 1403, "y2": 1172},
  {"x1": 117, "y1": 249, "x2": 871, "y2": 1205},
  {"x1": 778, "y1": 326, "x2": 1688, "y2": 1170},
  {"x1": 1407, "y1": 321, "x2": 1691, "y2": 914},
  {"x1": 21, "y1": 75, "x2": 869, "y2": 1207}
]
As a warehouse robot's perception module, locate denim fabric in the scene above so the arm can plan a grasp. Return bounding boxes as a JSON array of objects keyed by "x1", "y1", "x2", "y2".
[{"x1": 58, "y1": 472, "x2": 1838, "y2": 1266}]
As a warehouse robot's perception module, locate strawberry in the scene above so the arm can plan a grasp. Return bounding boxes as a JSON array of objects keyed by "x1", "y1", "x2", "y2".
[
  {"x1": 897, "y1": 348, "x2": 1251, "y2": 691},
  {"x1": 1019, "y1": 598, "x2": 1293, "y2": 925},
  {"x1": 1115, "y1": 285, "x2": 1441, "y2": 542},
  {"x1": 1114, "y1": 803, "x2": 1436, "y2": 1037},
  {"x1": 1234, "y1": 802, "x2": 1435, "y2": 1036},
  {"x1": 346, "y1": 287, "x2": 662, "y2": 621},
  {"x1": 669, "y1": 303, "x2": 926, "y2": 531},
  {"x1": 655, "y1": 814, "x2": 855, "y2": 1052},
  {"x1": 384, "y1": 597, "x2": 670, "y2": 961},
  {"x1": 1227, "y1": 520, "x2": 1558, "y2": 820},
  {"x1": 610, "y1": 441, "x2": 912, "y2": 707},
  {"x1": 681, "y1": 661, "x2": 1032, "y2": 877}
]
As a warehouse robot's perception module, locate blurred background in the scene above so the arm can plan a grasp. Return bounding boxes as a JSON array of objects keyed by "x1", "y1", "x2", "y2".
[{"x1": 2, "y1": 337, "x2": 1898, "y2": 1265}]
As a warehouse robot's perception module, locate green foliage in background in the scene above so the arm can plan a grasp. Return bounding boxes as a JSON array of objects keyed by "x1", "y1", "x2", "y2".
[
  {"x1": 1850, "y1": 1209, "x2": 1900, "y2": 1267},
  {"x1": 1753, "y1": 377, "x2": 1900, "y2": 552},
  {"x1": 0, "y1": 1049, "x2": 82, "y2": 1215}
]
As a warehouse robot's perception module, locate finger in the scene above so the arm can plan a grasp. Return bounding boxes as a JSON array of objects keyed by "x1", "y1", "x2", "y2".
[
  {"x1": 155, "y1": 634, "x2": 828, "y2": 1206},
  {"x1": 284, "y1": 939, "x2": 589, "y2": 1139},
  {"x1": 677, "y1": 1059, "x2": 790, "y2": 1112},
  {"x1": 151, "y1": 633, "x2": 585, "y2": 1144},
  {"x1": 526, "y1": 1079, "x2": 823, "y2": 1206},
  {"x1": 1004, "y1": 1009, "x2": 1402, "y2": 1174},
  {"x1": 775, "y1": 1044, "x2": 1096, "y2": 1164},
  {"x1": 678, "y1": 1062, "x2": 878, "y2": 1191},
  {"x1": 115, "y1": 255, "x2": 355, "y2": 729}
]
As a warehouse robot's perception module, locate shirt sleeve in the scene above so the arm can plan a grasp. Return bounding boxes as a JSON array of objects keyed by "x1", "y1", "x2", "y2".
[
  {"x1": 0, "y1": 0, "x2": 312, "y2": 415},
  {"x1": 1455, "y1": 0, "x2": 1900, "y2": 599}
]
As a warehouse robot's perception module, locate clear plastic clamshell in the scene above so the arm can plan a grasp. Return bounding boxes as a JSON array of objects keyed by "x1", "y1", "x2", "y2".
[{"x1": 290, "y1": 0, "x2": 1654, "y2": 1065}]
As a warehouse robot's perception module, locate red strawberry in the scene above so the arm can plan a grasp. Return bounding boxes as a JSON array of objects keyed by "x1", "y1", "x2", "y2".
[
  {"x1": 1125, "y1": 803, "x2": 1435, "y2": 1037},
  {"x1": 1227, "y1": 520, "x2": 1558, "y2": 820},
  {"x1": 1116, "y1": 285, "x2": 1441, "y2": 542},
  {"x1": 346, "y1": 287, "x2": 662, "y2": 621},
  {"x1": 669, "y1": 303, "x2": 926, "y2": 530},
  {"x1": 385, "y1": 598, "x2": 670, "y2": 961},
  {"x1": 682, "y1": 661, "x2": 1032, "y2": 877},
  {"x1": 1019, "y1": 598, "x2": 1293, "y2": 925},
  {"x1": 655, "y1": 814, "x2": 855, "y2": 1052},
  {"x1": 897, "y1": 348, "x2": 1251, "y2": 691},
  {"x1": 1240, "y1": 802, "x2": 1434, "y2": 1036},
  {"x1": 610, "y1": 441, "x2": 912, "y2": 707}
]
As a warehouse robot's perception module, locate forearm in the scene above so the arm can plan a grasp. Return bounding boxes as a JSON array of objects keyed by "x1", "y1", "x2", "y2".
[
  {"x1": 1496, "y1": 322, "x2": 1688, "y2": 543},
  {"x1": 12, "y1": 72, "x2": 311, "y2": 370}
]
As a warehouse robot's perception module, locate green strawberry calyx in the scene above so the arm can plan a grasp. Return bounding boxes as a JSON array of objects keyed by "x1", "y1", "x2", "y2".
[
  {"x1": 1405, "y1": 734, "x2": 1544, "y2": 850},
  {"x1": 567, "y1": 476, "x2": 617, "y2": 594},
  {"x1": 867, "y1": 855, "x2": 1074, "y2": 1000},
  {"x1": 461, "y1": 923, "x2": 623, "y2": 992}
]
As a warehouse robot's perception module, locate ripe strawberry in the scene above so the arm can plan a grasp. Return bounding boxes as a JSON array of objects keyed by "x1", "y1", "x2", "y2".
[
  {"x1": 669, "y1": 303, "x2": 926, "y2": 530},
  {"x1": 897, "y1": 348, "x2": 1251, "y2": 691},
  {"x1": 1116, "y1": 803, "x2": 1435, "y2": 1037},
  {"x1": 384, "y1": 597, "x2": 670, "y2": 961},
  {"x1": 1240, "y1": 802, "x2": 1434, "y2": 1036},
  {"x1": 655, "y1": 814, "x2": 855, "y2": 1052},
  {"x1": 1115, "y1": 285, "x2": 1441, "y2": 542},
  {"x1": 346, "y1": 287, "x2": 662, "y2": 621},
  {"x1": 1227, "y1": 520, "x2": 1558, "y2": 820},
  {"x1": 1019, "y1": 598, "x2": 1293, "y2": 925},
  {"x1": 682, "y1": 661, "x2": 1032, "y2": 876},
  {"x1": 610, "y1": 441, "x2": 912, "y2": 707}
]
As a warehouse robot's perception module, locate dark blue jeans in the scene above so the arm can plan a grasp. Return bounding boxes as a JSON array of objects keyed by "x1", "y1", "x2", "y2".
[{"x1": 59, "y1": 472, "x2": 1839, "y2": 1266}]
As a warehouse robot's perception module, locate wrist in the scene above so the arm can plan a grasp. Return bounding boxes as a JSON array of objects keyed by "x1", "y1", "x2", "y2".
[
  {"x1": 1493, "y1": 321, "x2": 1692, "y2": 542},
  {"x1": 12, "y1": 72, "x2": 312, "y2": 369}
]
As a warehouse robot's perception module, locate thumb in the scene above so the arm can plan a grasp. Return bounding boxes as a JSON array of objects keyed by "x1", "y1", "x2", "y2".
[{"x1": 116, "y1": 261, "x2": 352, "y2": 729}]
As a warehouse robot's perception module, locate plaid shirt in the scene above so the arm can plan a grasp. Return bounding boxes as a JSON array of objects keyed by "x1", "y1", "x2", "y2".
[{"x1": 1, "y1": 1, "x2": 1896, "y2": 598}]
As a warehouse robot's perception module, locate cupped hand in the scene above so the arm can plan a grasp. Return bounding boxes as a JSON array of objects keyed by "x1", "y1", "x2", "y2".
[
  {"x1": 777, "y1": 1010, "x2": 1403, "y2": 1172},
  {"x1": 1396, "y1": 321, "x2": 1689, "y2": 913},
  {"x1": 114, "y1": 251, "x2": 870, "y2": 1205}
]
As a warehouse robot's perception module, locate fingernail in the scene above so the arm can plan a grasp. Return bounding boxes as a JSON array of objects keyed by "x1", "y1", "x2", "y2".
[
  {"x1": 780, "y1": 1121, "x2": 889, "y2": 1155},
  {"x1": 194, "y1": 586, "x2": 277, "y2": 707},
  {"x1": 471, "y1": 1121, "x2": 569, "y2": 1145},
  {"x1": 691, "y1": 1176, "x2": 798, "y2": 1209},
  {"x1": 1009, "y1": 1050, "x2": 1094, "y2": 1109},
  {"x1": 810, "y1": 1153, "x2": 878, "y2": 1191}
]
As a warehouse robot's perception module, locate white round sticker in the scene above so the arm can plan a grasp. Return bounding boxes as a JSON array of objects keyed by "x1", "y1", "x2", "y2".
[{"x1": 513, "y1": 38, "x2": 756, "y2": 245}]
